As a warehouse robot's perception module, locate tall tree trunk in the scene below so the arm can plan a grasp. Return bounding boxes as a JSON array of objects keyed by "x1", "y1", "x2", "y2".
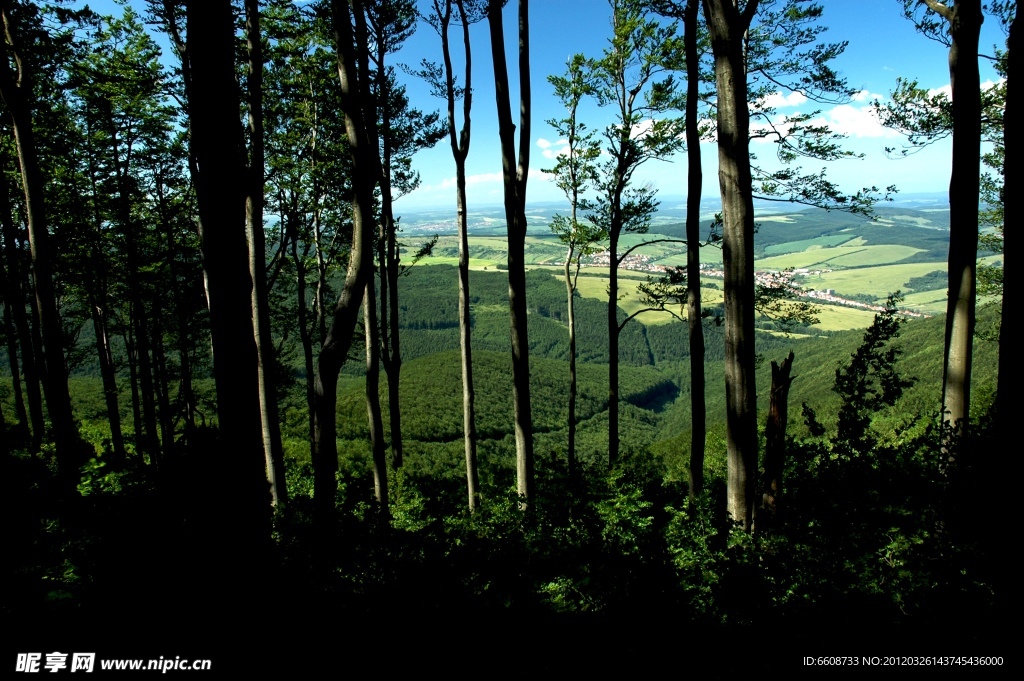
[
  {"x1": 487, "y1": 0, "x2": 533, "y2": 505},
  {"x1": 0, "y1": 0, "x2": 81, "y2": 483},
  {"x1": 287, "y1": 203, "x2": 317, "y2": 463},
  {"x1": 152, "y1": 320, "x2": 173, "y2": 455},
  {"x1": 0, "y1": 163, "x2": 31, "y2": 440},
  {"x1": 2, "y1": 281, "x2": 29, "y2": 434},
  {"x1": 382, "y1": 229, "x2": 404, "y2": 468},
  {"x1": 437, "y1": 0, "x2": 480, "y2": 511},
  {"x1": 124, "y1": 324, "x2": 143, "y2": 449},
  {"x1": 98, "y1": 97, "x2": 160, "y2": 462},
  {"x1": 608, "y1": 227, "x2": 620, "y2": 465},
  {"x1": 372, "y1": 14, "x2": 404, "y2": 472},
  {"x1": 456, "y1": 164, "x2": 479, "y2": 511},
  {"x1": 186, "y1": 0, "x2": 270, "y2": 538},
  {"x1": 89, "y1": 296, "x2": 126, "y2": 461},
  {"x1": 245, "y1": 0, "x2": 287, "y2": 506},
  {"x1": 364, "y1": 279, "x2": 389, "y2": 519},
  {"x1": 703, "y1": 0, "x2": 760, "y2": 530},
  {"x1": 155, "y1": 174, "x2": 195, "y2": 448},
  {"x1": 565, "y1": 249, "x2": 578, "y2": 479},
  {"x1": 684, "y1": 0, "x2": 706, "y2": 502},
  {"x1": 314, "y1": 0, "x2": 380, "y2": 524},
  {"x1": 939, "y1": 0, "x2": 983, "y2": 440},
  {"x1": 995, "y1": 11, "x2": 1018, "y2": 429},
  {"x1": 82, "y1": 114, "x2": 126, "y2": 462}
]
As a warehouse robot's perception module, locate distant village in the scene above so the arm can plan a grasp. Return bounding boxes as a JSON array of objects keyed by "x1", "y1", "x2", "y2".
[{"x1": 581, "y1": 252, "x2": 931, "y2": 319}]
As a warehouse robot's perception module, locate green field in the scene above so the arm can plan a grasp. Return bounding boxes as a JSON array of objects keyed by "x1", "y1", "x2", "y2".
[
  {"x1": 811, "y1": 304, "x2": 883, "y2": 331},
  {"x1": 763, "y1": 234, "x2": 854, "y2": 256},
  {"x1": 757, "y1": 244, "x2": 925, "y2": 270},
  {"x1": 807, "y1": 262, "x2": 948, "y2": 300}
]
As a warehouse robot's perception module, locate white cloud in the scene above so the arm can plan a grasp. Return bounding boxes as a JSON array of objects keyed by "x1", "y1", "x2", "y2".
[
  {"x1": 750, "y1": 100, "x2": 901, "y2": 141},
  {"x1": 816, "y1": 104, "x2": 899, "y2": 138},
  {"x1": 760, "y1": 91, "x2": 808, "y2": 109},
  {"x1": 537, "y1": 136, "x2": 569, "y2": 159}
]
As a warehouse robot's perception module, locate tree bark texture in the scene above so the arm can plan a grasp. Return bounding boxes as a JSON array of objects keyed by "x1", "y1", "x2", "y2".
[
  {"x1": 608, "y1": 226, "x2": 621, "y2": 465},
  {"x1": 439, "y1": 0, "x2": 480, "y2": 511},
  {"x1": 245, "y1": 0, "x2": 288, "y2": 505},
  {"x1": 684, "y1": 0, "x2": 706, "y2": 502},
  {"x1": 364, "y1": 279, "x2": 390, "y2": 519},
  {"x1": 703, "y1": 0, "x2": 760, "y2": 530},
  {"x1": 939, "y1": 0, "x2": 983, "y2": 438},
  {"x1": 314, "y1": 0, "x2": 380, "y2": 523},
  {"x1": 565, "y1": 249, "x2": 578, "y2": 478},
  {"x1": 488, "y1": 0, "x2": 533, "y2": 504}
]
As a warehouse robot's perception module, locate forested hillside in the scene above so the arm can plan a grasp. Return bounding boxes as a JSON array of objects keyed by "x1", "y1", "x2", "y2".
[{"x1": 1, "y1": 0, "x2": 1012, "y2": 672}]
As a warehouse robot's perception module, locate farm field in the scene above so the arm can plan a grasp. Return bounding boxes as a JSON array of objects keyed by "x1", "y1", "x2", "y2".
[
  {"x1": 757, "y1": 244, "x2": 925, "y2": 270},
  {"x1": 806, "y1": 262, "x2": 949, "y2": 301}
]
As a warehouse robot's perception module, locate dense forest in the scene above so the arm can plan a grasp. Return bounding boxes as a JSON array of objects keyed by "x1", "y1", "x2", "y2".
[{"x1": 2, "y1": 0, "x2": 1013, "y2": 672}]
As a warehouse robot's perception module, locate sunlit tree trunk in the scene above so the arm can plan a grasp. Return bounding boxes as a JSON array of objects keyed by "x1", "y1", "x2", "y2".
[
  {"x1": 934, "y1": 0, "x2": 983, "y2": 440},
  {"x1": 703, "y1": 0, "x2": 760, "y2": 530},
  {"x1": 364, "y1": 279, "x2": 389, "y2": 519},
  {"x1": 684, "y1": 0, "x2": 706, "y2": 502},
  {"x1": 314, "y1": 0, "x2": 380, "y2": 523},
  {"x1": 244, "y1": 0, "x2": 287, "y2": 505},
  {"x1": 487, "y1": 0, "x2": 533, "y2": 505}
]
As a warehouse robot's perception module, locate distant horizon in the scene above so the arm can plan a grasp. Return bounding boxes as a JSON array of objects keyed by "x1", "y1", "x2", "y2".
[{"x1": 395, "y1": 189, "x2": 954, "y2": 219}]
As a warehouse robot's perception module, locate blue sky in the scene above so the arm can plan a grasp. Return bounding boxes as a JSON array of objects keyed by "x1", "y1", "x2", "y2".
[
  {"x1": 391, "y1": 0, "x2": 1009, "y2": 211},
  {"x1": 78, "y1": 1, "x2": 1010, "y2": 212}
]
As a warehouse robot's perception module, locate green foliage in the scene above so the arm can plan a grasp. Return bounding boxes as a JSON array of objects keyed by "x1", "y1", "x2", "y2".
[{"x1": 830, "y1": 293, "x2": 915, "y2": 451}]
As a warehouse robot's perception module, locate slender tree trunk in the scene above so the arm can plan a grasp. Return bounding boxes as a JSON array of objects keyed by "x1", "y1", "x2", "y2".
[
  {"x1": 245, "y1": 0, "x2": 287, "y2": 506},
  {"x1": 98, "y1": 98, "x2": 160, "y2": 463},
  {"x1": 287, "y1": 204, "x2": 317, "y2": 463},
  {"x1": 685, "y1": 0, "x2": 706, "y2": 501},
  {"x1": 0, "y1": 164, "x2": 31, "y2": 439},
  {"x1": 996, "y1": 12, "x2": 1018, "y2": 428},
  {"x1": 364, "y1": 279, "x2": 389, "y2": 519},
  {"x1": 372, "y1": 23, "x2": 404, "y2": 471},
  {"x1": 438, "y1": 0, "x2": 480, "y2": 510},
  {"x1": 456, "y1": 164, "x2": 479, "y2": 511},
  {"x1": 940, "y1": 0, "x2": 982, "y2": 440},
  {"x1": 608, "y1": 227, "x2": 620, "y2": 466},
  {"x1": 704, "y1": 0, "x2": 760, "y2": 530},
  {"x1": 82, "y1": 115, "x2": 126, "y2": 462},
  {"x1": 124, "y1": 324, "x2": 143, "y2": 449},
  {"x1": 314, "y1": 0, "x2": 380, "y2": 523},
  {"x1": 0, "y1": 1, "x2": 81, "y2": 482},
  {"x1": 488, "y1": 0, "x2": 533, "y2": 505},
  {"x1": 89, "y1": 297, "x2": 126, "y2": 461},
  {"x1": 382, "y1": 229, "x2": 404, "y2": 467},
  {"x1": 152, "y1": 321, "x2": 173, "y2": 455},
  {"x1": 2, "y1": 284, "x2": 29, "y2": 434},
  {"x1": 565, "y1": 249, "x2": 578, "y2": 479},
  {"x1": 155, "y1": 175, "x2": 194, "y2": 448}
]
